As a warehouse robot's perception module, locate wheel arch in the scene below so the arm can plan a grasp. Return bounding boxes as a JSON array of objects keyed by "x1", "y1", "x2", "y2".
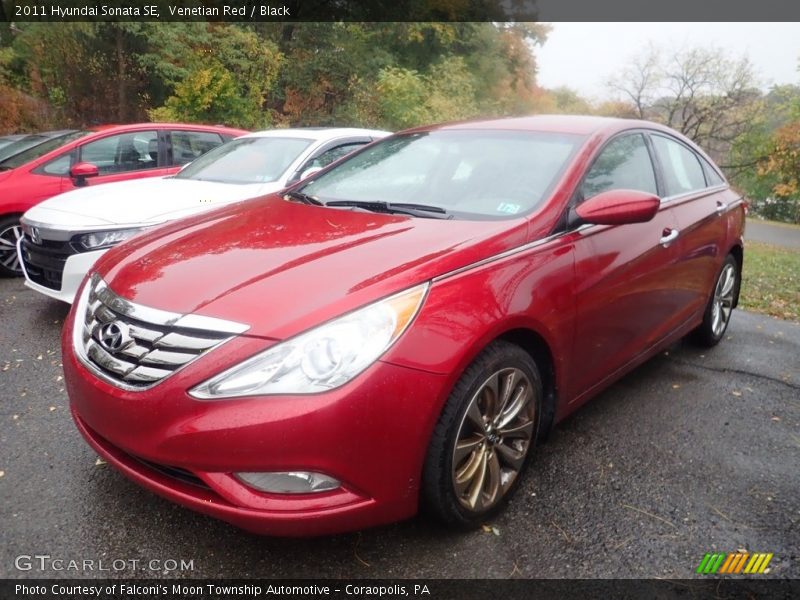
[{"x1": 496, "y1": 327, "x2": 558, "y2": 442}]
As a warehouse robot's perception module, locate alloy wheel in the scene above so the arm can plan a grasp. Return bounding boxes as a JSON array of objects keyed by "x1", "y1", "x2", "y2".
[
  {"x1": 0, "y1": 222, "x2": 22, "y2": 273},
  {"x1": 711, "y1": 262, "x2": 736, "y2": 338},
  {"x1": 451, "y1": 367, "x2": 535, "y2": 514}
]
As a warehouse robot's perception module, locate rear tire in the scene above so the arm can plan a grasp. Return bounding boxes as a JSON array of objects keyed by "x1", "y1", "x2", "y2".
[
  {"x1": 422, "y1": 341, "x2": 542, "y2": 528},
  {"x1": 0, "y1": 215, "x2": 23, "y2": 277},
  {"x1": 691, "y1": 254, "x2": 739, "y2": 347}
]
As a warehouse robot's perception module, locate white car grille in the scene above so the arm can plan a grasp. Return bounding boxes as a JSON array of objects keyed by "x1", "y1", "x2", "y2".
[{"x1": 74, "y1": 274, "x2": 248, "y2": 390}]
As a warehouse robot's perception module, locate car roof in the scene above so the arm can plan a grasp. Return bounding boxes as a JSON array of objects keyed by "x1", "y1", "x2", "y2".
[
  {"x1": 402, "y1": 115, "x2": 673, "y2": 137},
  {"x1": 243, "y1": 128, "x2": 391, "y2": 141},
  {"x1": 86, "y1": 123, "x2": 248, "y2": 136}
]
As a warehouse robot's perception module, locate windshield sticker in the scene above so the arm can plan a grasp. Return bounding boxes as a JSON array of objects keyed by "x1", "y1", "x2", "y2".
[{"x1": 496, "y1": 203, "x2": 522, "y2": 214}]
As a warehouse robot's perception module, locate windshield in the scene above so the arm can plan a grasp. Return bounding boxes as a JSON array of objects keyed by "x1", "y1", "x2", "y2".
[
  {"x1": 0, "y1": 131, "x2": 88, "y2": 168},
  {"x1": 175, "y1": 136, "x2": 313, "y2": 184},
  {"x1": 299, "y1": 130, "x2": 584, "y2": 219}
]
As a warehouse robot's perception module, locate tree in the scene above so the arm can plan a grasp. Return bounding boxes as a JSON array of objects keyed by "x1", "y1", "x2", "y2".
[{"x1": 608, "y1": 45, "x2": 764, "y2": 161}]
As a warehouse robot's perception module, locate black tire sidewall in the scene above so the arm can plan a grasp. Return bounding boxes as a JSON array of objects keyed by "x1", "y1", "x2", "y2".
[{"x1": 422, "y1": 341, "x2": 543, "y2": 528}]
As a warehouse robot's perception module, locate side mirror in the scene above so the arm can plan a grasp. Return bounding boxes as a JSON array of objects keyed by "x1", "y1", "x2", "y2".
[
  {"x1": 299, "y1": 166, "x2": 323, "y2": 181},
  {"x1": 576, "y1": 189, "x2": 660, "y2": 226},
  {"x1": 70, "y1": 162, "x2": 100, "y2": 187}
]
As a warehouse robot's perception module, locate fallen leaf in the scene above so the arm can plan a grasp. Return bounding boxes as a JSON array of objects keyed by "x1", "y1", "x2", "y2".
[{"x1": 481, "y1": 525, "x2": 492, "y2": 533}]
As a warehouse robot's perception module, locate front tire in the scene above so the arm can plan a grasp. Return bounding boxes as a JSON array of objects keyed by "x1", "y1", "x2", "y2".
[
  {"x1": 692, "y1": 253, "x2": 739, "y2": 347},
  {"x1": 422, "y1": 341, "x2": 542, "y2": 528},
  {"x1": 0, "y1": 215, "x2": 24, "y2": 277}
]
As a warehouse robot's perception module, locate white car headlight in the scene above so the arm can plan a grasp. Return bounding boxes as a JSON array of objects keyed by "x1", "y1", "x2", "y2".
[
  {"x1": 77, "y1": 227, "x2": 147, "y2": 251},
  {"x1": 189, "y1": 283, "x2": 429, "y2": 399}
]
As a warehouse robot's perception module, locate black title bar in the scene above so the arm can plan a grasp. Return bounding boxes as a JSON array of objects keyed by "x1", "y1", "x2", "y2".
[
  {"x1": 3, "y1": 579, "x2": 800, "y2": 600},
  {"x1": 2, "y1": 0, "x2": 800, "y2": 22}
]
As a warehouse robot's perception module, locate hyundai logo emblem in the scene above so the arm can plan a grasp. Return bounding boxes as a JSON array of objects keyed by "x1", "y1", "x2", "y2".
[
  {"x1": 29, "y1": 227, "x2": 41, "y2": 245},
  {"x1": 98, "y1": 322, "x2": 131, "y2": 352}
]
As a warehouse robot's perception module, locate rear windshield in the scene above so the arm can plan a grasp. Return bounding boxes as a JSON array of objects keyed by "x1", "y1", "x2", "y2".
[
  {"x1": 0, "y1": 131, "x2": 89, "y2": 169},
  {"x1": 300, "y1": 130, "x2": 584, "y2": 219}
]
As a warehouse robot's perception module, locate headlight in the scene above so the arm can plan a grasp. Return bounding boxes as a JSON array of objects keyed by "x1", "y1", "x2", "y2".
[
  {"x1": 190, "y1": 282, "x2": 429, "y2": 399},
  {"x1": 76, "y1": 227, "x2": 147, "y2": 251}
]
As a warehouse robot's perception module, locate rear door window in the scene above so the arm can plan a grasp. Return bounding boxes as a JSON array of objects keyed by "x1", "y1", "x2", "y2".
[
  {"x1": 170, "y1": 131, "x2": 225, "y2": 166},
  {"x1": 651, "y1": 134, "x2": 707, "y2": 196}
]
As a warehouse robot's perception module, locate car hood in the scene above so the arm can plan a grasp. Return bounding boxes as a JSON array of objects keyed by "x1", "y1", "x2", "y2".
[
  {"x1": 23, "y1": 177, "x2": 271, "y2": 229},
  {"x1": 98, "y1": 195, "x2": 528, "y2": 340}
]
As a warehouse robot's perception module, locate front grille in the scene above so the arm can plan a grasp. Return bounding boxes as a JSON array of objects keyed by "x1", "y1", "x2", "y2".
[
  {"x1": 76, "y1": 274, "x2": 248, "y2": 390},
  {"x1": 20, "y1": 235, "x2": 76, "y2": 290}
]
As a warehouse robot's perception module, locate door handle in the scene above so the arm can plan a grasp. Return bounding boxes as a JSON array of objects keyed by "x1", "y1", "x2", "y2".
[
  {"x1": 660, "y1": 228, "x2": 679, "y2": 246},
  {"x1": 716, "y1": 200, "x2": 728, "y2": 215}
]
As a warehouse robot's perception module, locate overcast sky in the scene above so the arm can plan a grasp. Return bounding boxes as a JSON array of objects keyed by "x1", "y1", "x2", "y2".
[{"x1": 537, "y1": 23, "x2": 800, "y2": 101}]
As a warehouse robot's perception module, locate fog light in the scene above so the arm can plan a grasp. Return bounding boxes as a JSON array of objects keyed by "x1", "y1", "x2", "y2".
[{"x1": 235, "y1": 471, "x2": 340, "y2": 494}]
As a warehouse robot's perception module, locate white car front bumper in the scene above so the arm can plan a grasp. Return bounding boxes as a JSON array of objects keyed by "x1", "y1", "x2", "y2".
[{"x1": 19, "y1": 237, "x2": 107, "y2": 304}]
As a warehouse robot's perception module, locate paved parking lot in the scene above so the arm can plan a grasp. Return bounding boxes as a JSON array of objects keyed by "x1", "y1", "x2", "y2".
[{"x1": 1, "y1": 276, "x2": 798, "y2": 579}]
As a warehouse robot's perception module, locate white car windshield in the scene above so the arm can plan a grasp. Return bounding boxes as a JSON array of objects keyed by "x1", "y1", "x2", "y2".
[
  {"x1": 300, "y1": 130, "x2": 583, "y2": 219},
  {"x1": 175, "y1": 137, "x2": 313, "y2": 184}
]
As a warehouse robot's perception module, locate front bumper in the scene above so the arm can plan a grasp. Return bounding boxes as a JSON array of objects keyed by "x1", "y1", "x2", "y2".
[
  {"x1": 62, "y1": 321, "x2": 449, "y2": 536},
  {"x1": 19, "y1": 235, "x2": 106, "y2": 303}
]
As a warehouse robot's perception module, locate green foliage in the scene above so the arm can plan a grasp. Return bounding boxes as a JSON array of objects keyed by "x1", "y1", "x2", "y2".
[
  {"x1": 147, "y1": 25, "x2": 282, "y2": 128},
  {"x1": 728, "y1": 85, "x2": 800, "y2": 224},
  {"x1": 374, "y1": 57, "x2": 478, "y2": 130},
  {"x1": 0, "y1": 22, "x2": 549, "y2": 132}
]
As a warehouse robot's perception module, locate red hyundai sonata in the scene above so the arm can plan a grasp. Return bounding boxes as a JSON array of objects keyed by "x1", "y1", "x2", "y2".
[
  {"x1": 62, "y1": 116, "x2": 744, "y2": 536},
  {"x1": 0, "y1": 123, "x2": 247, "y2": 276}
]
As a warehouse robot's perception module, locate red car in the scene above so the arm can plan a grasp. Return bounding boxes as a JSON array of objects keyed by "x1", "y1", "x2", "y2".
[
  {"x1": 62, "y1": 116, "x2": 744, "y2": 536},
  {"x1": 0, "y1": 123, "x2": 247, "y2": 276}
]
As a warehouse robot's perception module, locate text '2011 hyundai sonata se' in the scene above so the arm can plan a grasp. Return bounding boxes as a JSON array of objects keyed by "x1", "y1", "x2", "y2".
[{"x1": 62, "y1": 116, "x2": 745, "y2": 536}]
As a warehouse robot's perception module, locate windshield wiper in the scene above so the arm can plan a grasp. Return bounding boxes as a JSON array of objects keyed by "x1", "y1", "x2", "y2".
[
  {"x1": 325, "y1": 200, "x2": 451, "y2": 219},
  {"x1": 284, "y1": 190, "x2": 323, "y2": 206}
]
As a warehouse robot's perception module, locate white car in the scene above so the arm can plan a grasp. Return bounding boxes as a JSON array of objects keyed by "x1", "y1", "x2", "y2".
[{"x1": 18, "y1": 127, "x2": 389, "y2": 302}]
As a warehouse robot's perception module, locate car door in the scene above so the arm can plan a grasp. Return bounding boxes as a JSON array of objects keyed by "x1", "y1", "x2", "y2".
[
  {"x1": 568, "y1": 132, "x2": 686, "y2": 403},
  {"x1": 62, "y1": 129, "x2": 174, "y2": 191},
  {"x1": 648, "y1": 133, "x2": 730, "y2": 321}
]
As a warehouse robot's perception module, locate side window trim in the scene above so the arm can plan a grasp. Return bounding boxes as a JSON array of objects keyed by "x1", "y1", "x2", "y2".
[{"x1": 157, "y1": 130, "x2": 169, "y2": 168}]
